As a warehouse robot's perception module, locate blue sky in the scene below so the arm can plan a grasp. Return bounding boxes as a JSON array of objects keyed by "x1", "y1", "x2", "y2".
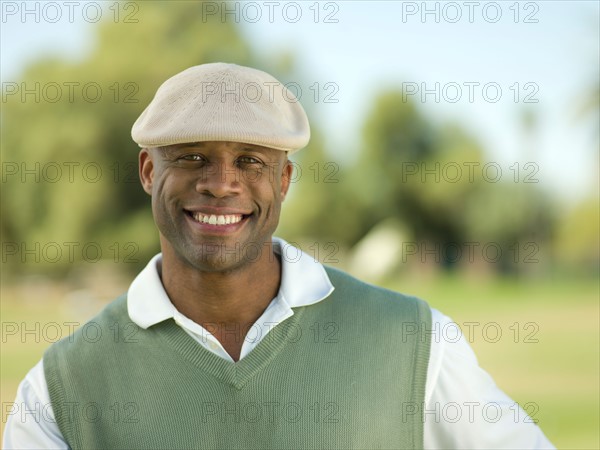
[{"x1": 2, "y1": 1, "x2": 599, "y2": 202}]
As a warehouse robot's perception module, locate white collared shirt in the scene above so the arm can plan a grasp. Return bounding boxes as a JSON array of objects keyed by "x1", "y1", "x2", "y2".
[{"x1": 3, "y1": 238, "x2": 554, "y2": 449}]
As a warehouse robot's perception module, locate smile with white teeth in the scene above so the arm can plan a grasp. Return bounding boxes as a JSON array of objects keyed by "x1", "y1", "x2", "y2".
[{"x1": 192, "y1": 212, "x2": 244, "y2": 226}]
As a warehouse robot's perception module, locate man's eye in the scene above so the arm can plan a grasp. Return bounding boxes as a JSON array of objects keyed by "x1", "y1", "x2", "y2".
[
  {"x1": 238, "y1": 156, "x2": 262, "y2": 165},
  {"x1": 179, "y1": 154, "x2": 204, "y2": 162}
]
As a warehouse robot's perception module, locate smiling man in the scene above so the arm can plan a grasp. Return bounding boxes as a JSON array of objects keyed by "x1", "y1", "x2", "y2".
[
  {"x1": 139, "y1": 140, "x2": 293, "y2": 360},
  {"x1": 3, "y1": 63, "x2": 554, "y2": 449}
]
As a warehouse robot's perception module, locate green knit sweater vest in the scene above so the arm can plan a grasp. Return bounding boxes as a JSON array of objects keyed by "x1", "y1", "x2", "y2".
[{"x1": 44, "y1": 266, "x2": 432, "y2": 449}]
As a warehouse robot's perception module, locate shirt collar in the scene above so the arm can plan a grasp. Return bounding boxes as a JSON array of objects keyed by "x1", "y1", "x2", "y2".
[{"x1": 127, "y1": 237, "x2": 335, "y2": 329}]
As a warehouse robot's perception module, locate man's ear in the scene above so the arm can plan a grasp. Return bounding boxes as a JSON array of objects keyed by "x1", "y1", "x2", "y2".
[
  {"x1": 280, "y1": 157, "x2": 293, "y2": 201},
  {"x1": 139, "y1": 149, "x2": 154, "y2": 195}
]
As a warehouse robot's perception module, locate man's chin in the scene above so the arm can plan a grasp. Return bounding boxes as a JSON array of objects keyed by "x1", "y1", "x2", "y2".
[{"x1": 180, "y1": 244, "x2": 262, "y2": 273}]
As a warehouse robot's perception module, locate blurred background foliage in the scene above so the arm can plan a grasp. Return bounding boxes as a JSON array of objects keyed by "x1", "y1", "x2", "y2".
[
  {"x1": 1, "y1": 1, "x2": 598, "y2": 279},
  {"x1": 1, "y1": 1, "x2": 599, "y2": 447},
  {"x1": 2, "y1": 2, "x2": 254, "y2": 274}
]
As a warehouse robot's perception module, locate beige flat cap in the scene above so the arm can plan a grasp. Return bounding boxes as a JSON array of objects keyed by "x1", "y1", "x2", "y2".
[{"x1": 131, "y1": 63, "x2": 310, "y2": 154}]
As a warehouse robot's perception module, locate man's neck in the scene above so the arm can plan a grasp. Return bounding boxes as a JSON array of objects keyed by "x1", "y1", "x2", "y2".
[{"x1": 158, "y1": 242, "x2": 282, "y2": 361}]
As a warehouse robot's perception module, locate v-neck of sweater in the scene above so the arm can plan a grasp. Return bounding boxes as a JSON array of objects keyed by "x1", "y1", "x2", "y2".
[{"x1": 155, "y1": 307, "x2": 306, "y2": 390}]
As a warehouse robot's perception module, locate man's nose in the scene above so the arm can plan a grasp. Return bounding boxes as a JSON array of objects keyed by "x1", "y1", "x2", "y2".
[{"x1": 195, "y1": 161, "x2": 242, "y2": 197}]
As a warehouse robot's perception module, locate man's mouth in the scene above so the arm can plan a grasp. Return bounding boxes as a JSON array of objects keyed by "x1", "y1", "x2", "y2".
[{"x1": 184, "y1": 210, "x2": 251, "y2": 227}]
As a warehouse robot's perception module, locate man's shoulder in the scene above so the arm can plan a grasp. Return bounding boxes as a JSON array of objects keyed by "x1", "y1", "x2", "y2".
[
  {"x1": 43, "y1": 293, "x2": 131, "y2": 356},
  {"x1": 323, "y1": 265, "x2": 425, "y2": 302},
  {"x1": 74, "y1": 292, "x2": 130, "y2": 332},
  {"x1": 321, "y1": 265, "x2": 431, "y2": 320}
]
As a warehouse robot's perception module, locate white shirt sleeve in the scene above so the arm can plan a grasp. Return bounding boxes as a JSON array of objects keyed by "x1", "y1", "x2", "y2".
[
  {"x1": 3, "y1": 310, "x2": 555, "y2": 449},
  {"x1": 2, "y1": 359, "x2": 68, "y2": 449},
  {"x1": 423, "y1": 308, "x2": 555, "y2": 449}
]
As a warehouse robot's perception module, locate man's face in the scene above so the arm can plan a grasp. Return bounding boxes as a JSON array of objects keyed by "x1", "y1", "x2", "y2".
[{"x1": 139, "y1": 141, "x2": 293, "y2": 272}]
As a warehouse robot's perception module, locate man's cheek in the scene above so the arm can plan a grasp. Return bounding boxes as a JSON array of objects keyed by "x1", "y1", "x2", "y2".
[{"x1": 153, "y1": 174, "x2": 175, "y2": 199}]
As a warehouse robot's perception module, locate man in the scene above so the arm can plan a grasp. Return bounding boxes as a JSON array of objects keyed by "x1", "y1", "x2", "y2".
[{"x1": 3, "y1": 63, "x2": 554, "y2": 448}]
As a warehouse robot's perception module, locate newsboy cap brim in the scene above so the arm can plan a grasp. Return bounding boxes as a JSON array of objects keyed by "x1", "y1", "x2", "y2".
[{"x1": 131, "y1": 63, "x2": 311, "y2": 154}]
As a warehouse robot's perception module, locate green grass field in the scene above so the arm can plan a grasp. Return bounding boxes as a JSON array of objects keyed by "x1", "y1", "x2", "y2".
[
  {"x1": 386, "y1": 274, "x2": 600, "y2": 448},
  {"x1": 1, "y1": 274, "x2": 598, "y2": 448}
]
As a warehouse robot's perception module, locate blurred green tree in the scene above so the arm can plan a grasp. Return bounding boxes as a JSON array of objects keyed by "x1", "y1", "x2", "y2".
[
  {"x1": 283, "y1": 91, "x2": 488, "y2": 263},
  {"x1": 553, "y1": 197, "x2": 599, "y2": 276},
  {"x1": 2, "y1": 3, "x2": 565, "y2": 277},
  {"x1": 282, "y1": 89, "x2": 557, "y2": 274},
  {"x1": 1, "y1": 2, "x2": 271, "y2": 274}
]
